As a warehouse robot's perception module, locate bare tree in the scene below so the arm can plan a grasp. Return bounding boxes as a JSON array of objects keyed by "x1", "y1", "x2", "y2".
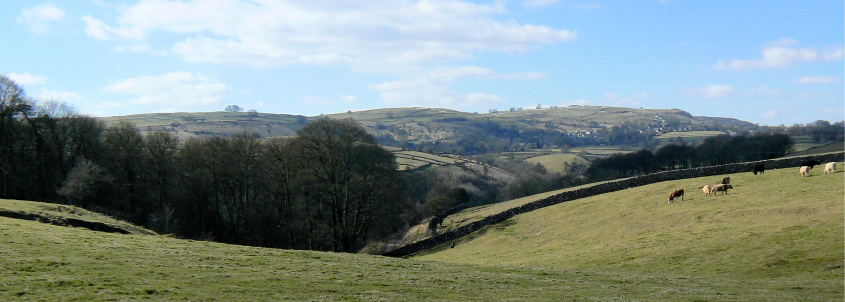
[
  {"x1": 145, "y1": 130, "x2": 179, "y2": 232},
  {"x1": 295, "y1": 118, "x2": 402, "y2": 252},
  {"x1": 102, "y1": 120, "x2": 146, "y2": 223}
]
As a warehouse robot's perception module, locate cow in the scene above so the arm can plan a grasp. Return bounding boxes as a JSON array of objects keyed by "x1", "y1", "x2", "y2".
[
  {"x1": 710, "y1": 184, "x2": 733, "y2": 195},
  {"x1": 699, "y1": 185, "x2": 713, "y2": 196},
  {"x1": 824, "y1": 162, "x2": 837, "y2": 174},
  {"x1": 800, "y1": 160, "x2": 821, "y2": 169},
  {"x1": 752, "y1": 164, "x2": 765, "y2": 175},
  {"x1": 799, "y1": 166, "x2": 810, "y2": 177},
  {"x1": 721, "y1": 176, "x2": 730, "y2": 185},
  {"x1": 668, "y1": 189, "x2": 684, "y2": 203}
]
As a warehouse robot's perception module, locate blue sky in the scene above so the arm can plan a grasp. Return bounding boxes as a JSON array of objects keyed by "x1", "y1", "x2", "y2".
[{"x1": 1, "y1": 0, "x2": 842, "y2": 126}]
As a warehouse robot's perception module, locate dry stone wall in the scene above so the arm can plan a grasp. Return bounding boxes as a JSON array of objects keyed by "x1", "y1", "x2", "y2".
[{"x1": 384, "y1": 151, "x2": 844, "y2": 257}]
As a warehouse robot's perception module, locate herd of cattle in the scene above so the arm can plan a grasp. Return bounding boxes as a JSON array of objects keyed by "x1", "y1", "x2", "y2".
[{"x1": 667, "y1": 160, "x2": 838, "y2": 203}]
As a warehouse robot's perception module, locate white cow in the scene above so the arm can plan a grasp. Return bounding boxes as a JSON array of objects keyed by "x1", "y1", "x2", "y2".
[{"x1": 824, "y1": 162, "x2": 837, "y2": 174}]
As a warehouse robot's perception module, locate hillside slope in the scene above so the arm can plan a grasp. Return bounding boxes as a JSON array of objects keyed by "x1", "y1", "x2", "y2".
[
  {"x1": 2, "y1": 193, "x2": 841, "y2": 300},
  {"x1": 413, "y1": 165, "x2": 843, "y2": 297},
  {"x1": 0, "y1": 210, "x2": 809, "y2": 301},
  {"x1": 0, "y1": 199, "x2": 155, "y2": 235}
]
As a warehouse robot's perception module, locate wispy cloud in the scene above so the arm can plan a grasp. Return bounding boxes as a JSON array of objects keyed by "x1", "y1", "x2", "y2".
[
  {"x1": 82, "y1": 16, "x2": 144, "y2": 41},
  {"x1": 714, "y1": 40, "x2": 843, "y2": 70},
  {"x1": 603, "y1": 92, "x2": 648, "y2": 107},
  {"x1": 794, "y1": 76, "x2": 840, "y2": 84},
  {"x1": 7, "y1": 72, "x2": 47, "y2": 86},
  {"x1": 103, "y1": 72, "x2": 228, "y2": 107},
  {"x1": 762, "y1": 110, "x2": 778, "y2": 119},
  {"x1": 370, "y1": 65, "x2": 546, "y2": 109},
  {"x1": 83, "y1": 0, "x2": 576, "y2": 69},
  {"x1": 687, "y1": 84, "x2": 735, "y2": 98},
  {"x1": 37, "y1": 90, "x2": 83, "y2": 102},
  {"x1": 523, "y1": 0, "x2": 562, "y2": 7},
  {"x1": 17, "y1": 4, "x2": 65, "y2": 34}
]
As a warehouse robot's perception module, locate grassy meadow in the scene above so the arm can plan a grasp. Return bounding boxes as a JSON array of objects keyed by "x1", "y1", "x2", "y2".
[
  {"x1": 0, "y1": 199, "x2": 154, "y2": 235},
  {"x1": 1, "y1": 163, "x2": 841, "y2": 300},
  {"x1": 0, "y1": 211, "x2": 766, "y2": 301},
  {"x1": 525, "y1": 153, "x2": 589, "y2": 175},
  {"x1": 414, "y1": 164, "x2": 844, "y2": 300}
]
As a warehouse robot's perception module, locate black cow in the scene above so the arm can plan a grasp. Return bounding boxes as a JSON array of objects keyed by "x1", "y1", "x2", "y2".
[
  {"x1": 752, "y1": 164, "x2": 765, "y2": 175},
  {"x1": 800, "y1": 160, "x2": 821, "y2": 169}
]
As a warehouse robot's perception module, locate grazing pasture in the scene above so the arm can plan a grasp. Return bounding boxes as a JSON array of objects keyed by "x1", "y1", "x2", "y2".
[
  {"x1": 0, "y1": 209, "x2": 794, "y2": 301},
  {"x1": 414, "y1": 164, "x2": 843, "y2": 300},
  {"x1": 524, "y1": 153, "x2": 589, "y2": 175}
]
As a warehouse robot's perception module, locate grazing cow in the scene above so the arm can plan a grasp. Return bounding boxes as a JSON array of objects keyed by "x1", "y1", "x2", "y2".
[
  {"x1": 710, "y1": 184, "x2": 733, "y2": 195},
  {"x1": 799, "y1": 166, "x2": 810, "y2": 177},
  {"x1": 824, "y1": 162, "x2": 837, "y2": 174},
  {"x1": 800, "y1": 160, "x2": 821, "y2": 169},
  {"x1": 668, "y1": 189, "x2": 684, "y2": 203},
  {"x1": 721, "y1": 176, "x2": 730, "y2": 185},
  {"x1": 699, "y1": 185, "x2": 713, "y2": 196},
  {"x1": 752, "y1": 164, "x2": 765, "y2": 175}
]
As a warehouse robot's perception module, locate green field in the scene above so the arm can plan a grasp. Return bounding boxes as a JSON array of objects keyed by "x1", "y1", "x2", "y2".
[
  {"x1": 2, "y1": 164, "x2": 841, "y2": 300},
  {"x1": 413, "y1": 164, "x2": 844, "y2": 300},
  {"x1": 0, "y1": 199, "x2": 154, "y2": 235},
  {"x1": 0, "y1": 207, "x2": 765, "y2": 301},
  {"x1": 525, "y1": 153, "x2": 589, "y2": 175}
]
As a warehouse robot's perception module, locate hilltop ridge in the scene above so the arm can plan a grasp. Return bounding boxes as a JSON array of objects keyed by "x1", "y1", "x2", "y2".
[{"x1": 101, "y1": 105, "x2": 755, "y2": 152}]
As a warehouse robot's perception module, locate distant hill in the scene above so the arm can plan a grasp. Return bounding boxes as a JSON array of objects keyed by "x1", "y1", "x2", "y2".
[{"x1": 102, "y1": 106, "x2": 755, "y2": 149}]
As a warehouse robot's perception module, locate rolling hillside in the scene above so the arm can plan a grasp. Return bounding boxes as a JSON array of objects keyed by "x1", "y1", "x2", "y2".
[
  {"x1": 412, "y1": 164, "x2": 844, "y2": 299},
  {"x1": 0, "y1": 199, "x2": 155, "y2": 235},
  {"x1": 1, "y1": 163, "x2": 841, "y2": 300},
  {"x1": 0, "y1": 201, "x2": 808, "y2": 301},
  {"x1": 102, "y1": 106, "x2": 752, "y2": 147}
]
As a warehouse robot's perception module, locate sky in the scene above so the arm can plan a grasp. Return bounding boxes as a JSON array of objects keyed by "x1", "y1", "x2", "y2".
[{"x1": 1, "y1": 0, "x2": 842, "y2": 126}]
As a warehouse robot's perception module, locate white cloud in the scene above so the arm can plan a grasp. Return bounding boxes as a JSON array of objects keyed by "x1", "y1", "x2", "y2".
[
  {"x1": 103, "y1": 72, "x2": 228, "y2": 107},
  {"x1": 715, "y1": 40, "x2": 844, "y2": 70},
  {"x1": 523, "y1": 0, "x2": 561, "y2": 7},
  {"x1": 17, "y1": 4, "x2": 65, "y2": 34},
  {"x1": 7, "y1": 72, "x2": 47, "y2": 86},
  {"x1": 794, "y1": 76, "x2": 840, "y2": 84},
  {"x1": 85, "y1": 0, "x2": 576, "y2": 68},
  {"x1": 82, "y1": 16, "x2": 144, "y2": 41},
  {"x1": 340, "y1": 95, "x2": 358, "y2": 103},
  {"x1": 37, "y1": 90, "x2": 83, "y2": 101},
  {"x1": 762, "y1": 110, "x2": 778, "y2": 118},
  {"x1": 603, "y1": 92, "x2": 648, "y2": 107},
  {"x1": 371, "y1": 78, "x2": 507, "y2": 110},
  {"x1": 687, "y1": 84, "x2": 735, "y2": 98},
  {"x1": 745, "y1": 86, "x2": 786, "y2": 97},
  {"x1": 370, "y1": 65, "x2": 544, "y2": 109}
]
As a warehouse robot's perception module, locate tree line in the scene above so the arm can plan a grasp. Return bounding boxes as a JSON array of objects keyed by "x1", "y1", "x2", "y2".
[
  {"x1": 0, "y1": 75, "x2": 404, "y2": 252},
  {"x1": 584, "y1": 133, "x2": 795, "y2": 181}
]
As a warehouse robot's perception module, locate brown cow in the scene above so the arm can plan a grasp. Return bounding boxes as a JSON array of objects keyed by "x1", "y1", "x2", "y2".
[
  {"x1": 699, "y1": 185, "x2": 713, "y2": 196},
  {"x1": 710, "y1": 184, "x2": 732, "y2": 195},
  {"x1": 668, "y1": 189, "x2": 684, "y2": 203}
]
